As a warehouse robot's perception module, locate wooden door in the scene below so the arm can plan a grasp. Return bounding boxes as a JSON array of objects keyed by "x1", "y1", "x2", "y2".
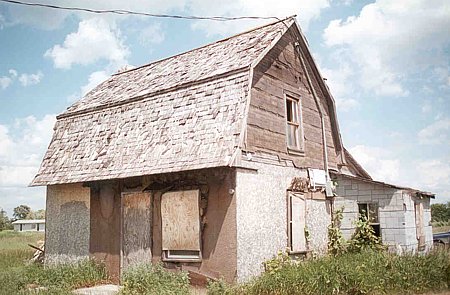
[{"x1": 121, "y1": 192, "x2": 152, "y2": 272}]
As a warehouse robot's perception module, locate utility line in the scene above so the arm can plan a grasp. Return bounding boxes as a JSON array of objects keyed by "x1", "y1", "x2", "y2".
[{"x1": 0, "y1": 0, "x2": 281, "y2": 22}]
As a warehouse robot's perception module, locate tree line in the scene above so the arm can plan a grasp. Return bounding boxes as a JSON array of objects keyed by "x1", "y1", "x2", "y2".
[
  {"x1": 431, "y1": 202, "x2": 450, "y2": 222},
  {"x1": 0, "y1": 205, "x2": 45, "y2": 231}
]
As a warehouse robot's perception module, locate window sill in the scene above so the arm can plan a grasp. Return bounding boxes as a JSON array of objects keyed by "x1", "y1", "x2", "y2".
[
  {"x1": 162, "y1": 257, "x2": 202, "y2": 263},
  {"x1": 287, "y1": 147, "x2": 305, "y2": 156}
]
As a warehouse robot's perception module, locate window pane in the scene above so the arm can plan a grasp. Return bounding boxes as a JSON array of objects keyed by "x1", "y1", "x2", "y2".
[
  {"x1": 286, "y1": 100, "x2": 293, "y2": 122},
  {"x1": 358, "y1": 203, "x2": 368, "y2": 219},
  {"x1": 368, "y1": 203, "x2": 379, "y2": 223},
  {"x1": 287, "y1": 124, "x2": 298, "y2": 147},
  {"x1": 291, "y1": 100, "x2": 299, "y2": 123}
]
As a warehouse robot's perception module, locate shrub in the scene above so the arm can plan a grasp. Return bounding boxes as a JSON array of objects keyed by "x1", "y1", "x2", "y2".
[
  {"x1": 328, "y1": 208, "x2": 347, "y2": 256},
  {"x1": 348, "y1": 214, "x2": 385, "y2": 253},
  {"x1": 120, "y1": 263, "x2": 190, "y2": 295},
  {"x1": 263, "y1": 250, "x2": 294, "y2": 274}
]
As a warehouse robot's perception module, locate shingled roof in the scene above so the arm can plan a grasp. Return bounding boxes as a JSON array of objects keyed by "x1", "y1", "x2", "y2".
[{"x1": 31, "y1": 18, "x2": 294, "y2": 186}]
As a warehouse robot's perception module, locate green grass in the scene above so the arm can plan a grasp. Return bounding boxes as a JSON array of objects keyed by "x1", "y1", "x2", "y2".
[
  {"x1": 434, "y1": 225, "x2": 450, "y2": 234},
  {"x1": 0, "y1": 230, "x2": 108, "y2": 295},
  {"x1": 0, "y1": 230, "x2": 44, "y2": 250},
  {"x1": 208, "y1": 250, "x2": 450, "y2": 295},
  {"x1": 120, "y1": 263, "x2": 190, "y2": 295}
]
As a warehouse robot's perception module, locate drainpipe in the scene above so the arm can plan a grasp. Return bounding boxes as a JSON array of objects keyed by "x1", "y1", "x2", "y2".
[{"x1": 293, "y1": 39, "x2": 331, "y2": 196}]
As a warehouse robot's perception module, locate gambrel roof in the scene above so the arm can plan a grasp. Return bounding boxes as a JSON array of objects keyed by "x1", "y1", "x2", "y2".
[{"x1": 31, "y1": 17, "x2": 345, "y2": 186}]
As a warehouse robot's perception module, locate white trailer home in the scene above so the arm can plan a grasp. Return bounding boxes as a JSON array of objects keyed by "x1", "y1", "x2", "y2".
[{"x1": 12, "y1": 219, "x2": 45, "y2": 232}]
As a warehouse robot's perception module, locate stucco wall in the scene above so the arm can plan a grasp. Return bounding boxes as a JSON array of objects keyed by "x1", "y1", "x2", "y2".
[
  {"x1": 305, "y1": 198, "x2": 330, "y2": 254},
  {"x1": 334, "y1": 175, "x2": 433, "y2": 252},
  {"x1": 235, "y1": 158, "x2": 329, "y2": 282},
  {"x1": 45, "y1": 183, "x2": 90, "y2": 264}
]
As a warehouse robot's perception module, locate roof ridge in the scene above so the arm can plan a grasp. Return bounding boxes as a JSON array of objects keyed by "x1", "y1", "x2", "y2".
[{"x1": 113, "y1": 15, "x2": 296, "y2": 77}]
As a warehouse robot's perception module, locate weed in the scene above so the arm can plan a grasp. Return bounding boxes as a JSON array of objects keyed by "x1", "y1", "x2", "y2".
[{"x1": 120, "y1": 263, "x2": 190, "y2": 295}]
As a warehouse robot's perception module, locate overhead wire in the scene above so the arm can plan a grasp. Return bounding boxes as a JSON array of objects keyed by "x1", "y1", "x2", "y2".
[{"x1": 0, "y1": 0, "x2": 282, "y2": 22}]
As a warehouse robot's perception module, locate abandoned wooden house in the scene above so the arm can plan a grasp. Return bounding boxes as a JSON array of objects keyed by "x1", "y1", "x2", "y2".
[{"x1": 31, "y1": 17, "x2": 434, "y2": 282}]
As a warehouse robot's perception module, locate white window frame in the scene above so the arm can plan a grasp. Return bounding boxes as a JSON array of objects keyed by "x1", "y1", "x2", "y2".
[{"x1": 284, "y1": 91, "x2": 304, "y2": 153}]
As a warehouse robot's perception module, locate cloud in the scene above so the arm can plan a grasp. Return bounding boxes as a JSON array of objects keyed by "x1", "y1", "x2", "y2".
[
  {"x1": 415, "y1": 159, "x2": 450, "y2": 194},
  {"x1": 45, "y1": 18, "x2": 129, "y2": 69},
  {"x1": 0, "y1": 76, "x2": 12, "y2": 90},
  {"x1": 0, "y1": 68, "x2": 18, "y2": 90},
  {"x1": 0, "y1": 69, "x2": 44, "y2": 90},
  {"x1": 190, "y1": 0, "x2": 330, "y2": 36},
  {"x1": 80, "y1": 70, "x2": 110, "y2": 96},
  {"x1": 18, "y1": 71, "x2": 44, "y2": 86},
  {"x1": 323, "y1": 0, "x2": 450, "y2": 97},
  {"x1": 418, "y1": 118, "x2": 450, "y2": 145},
  {"x1": 0, "y1": 114, "x2": 55, "y2": 214},
  {"x1": 349, "y1": 145, "x2": 400, "y2": 183},
  {"x1": 1, "y1": 0, "x2": 187, "y2": 30},
  {"x1": 139, "y1": 23, "x2": 165, "y2": 46},
  {"x1": 321, "y1": 63, "x2": 359, "y2": 111}
]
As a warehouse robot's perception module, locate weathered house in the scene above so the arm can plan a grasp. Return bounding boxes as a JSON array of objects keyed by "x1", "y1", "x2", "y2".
[{"x1": 32, "y1": 17, "x2": 434, "y2": 282}]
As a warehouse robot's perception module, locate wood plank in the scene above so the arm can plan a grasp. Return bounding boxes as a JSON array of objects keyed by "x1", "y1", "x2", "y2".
[
  {"x1": 122, "y1": 192, "x2": 152, "y2": 271},
  {"x1": 161, "y1": 190, "x2": 200, "y2": 251},
  {"x1": 290, "y1": 193, "x2": 306, "y2": 251}
]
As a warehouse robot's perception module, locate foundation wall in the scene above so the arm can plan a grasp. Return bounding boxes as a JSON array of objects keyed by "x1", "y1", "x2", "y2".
[{"x1": 45, "y1": 183, "x2": 90, "y2": 264}]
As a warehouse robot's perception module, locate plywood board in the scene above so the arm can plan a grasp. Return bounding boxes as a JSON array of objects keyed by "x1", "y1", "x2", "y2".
[
  {"x1": 122, "y1": 192, "x2": 152, "y2": 271},
  {"x1": 161, "y1": 190, "x2": 200, "y2": 251},
  {"x1": 291, "y1": 193, "x2": 306, "y2": 252}
]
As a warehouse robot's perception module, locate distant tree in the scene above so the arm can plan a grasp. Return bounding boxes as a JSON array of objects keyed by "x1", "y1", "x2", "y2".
[
  {"x1": 13, "y1": 205, "x2": 31, "y2": 220},
  {"x1": 29, "y1": 209, "x2": 45, "y2": 219},
  {"x1": 0, "y1": 208, "x2": 13, "y2": 231},
  {"x1": 431, "y1": 202, "x2": 450, "y2": 222}
]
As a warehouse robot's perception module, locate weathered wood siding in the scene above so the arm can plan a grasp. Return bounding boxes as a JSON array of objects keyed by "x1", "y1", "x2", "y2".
[
  {"x1": 122, "y1": 192, "x2": 152, "y2": 271},
  {"x1": 90, "y1": 183, "x2": 121, "y2": 281},
  {"x1": 246, "y1": 27, "x2": 339, "y2": 169}
]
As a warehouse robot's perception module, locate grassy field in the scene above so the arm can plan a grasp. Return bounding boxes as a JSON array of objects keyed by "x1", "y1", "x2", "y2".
[
  {"x1": 0, "y1": 230, "x2": 108, "y2": 294},
  {"x1": 434, "y1": 225, "x2": 450, "y2": 234}
]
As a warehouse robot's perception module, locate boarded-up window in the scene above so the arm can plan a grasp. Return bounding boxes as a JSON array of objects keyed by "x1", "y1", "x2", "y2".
[
  {"x1": 415, "y1": 202, "x2": 425, "y2": 250},
  {"x1": 161, "y1": 190, "x2": 201, "y2": 261},
  {"x1": 288, "y1": 192, "x2": 306, "y2": 252},
  {"x1": 285, "y1": 93, "x2": 303, "y2": 151}
]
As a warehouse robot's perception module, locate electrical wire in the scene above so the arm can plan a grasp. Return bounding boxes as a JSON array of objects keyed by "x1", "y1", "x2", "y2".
[{"x1": 0, "y1": 0, "x2": 281, "y2": 22}]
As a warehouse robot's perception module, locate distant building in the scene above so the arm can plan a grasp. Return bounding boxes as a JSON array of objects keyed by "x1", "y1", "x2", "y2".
[{"x1": 12, "y1": 219, "x2": 45, "y2": 232}]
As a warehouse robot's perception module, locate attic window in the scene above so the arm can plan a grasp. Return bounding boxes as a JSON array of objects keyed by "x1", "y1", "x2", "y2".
[{"x1": 285, "y1": 93, "x2": 303, "y2": 152}]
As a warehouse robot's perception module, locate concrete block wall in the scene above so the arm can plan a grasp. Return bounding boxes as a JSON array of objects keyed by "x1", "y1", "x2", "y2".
[
  {"x1": 403, "y1": 193, "x2": 433, "y2": 252},
  {"x1": 45, "y1": 183, "x2": 90, "y2": 264},
  {"x1": 334, "y1": 175, "x2": 408, "y2": 249}
]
